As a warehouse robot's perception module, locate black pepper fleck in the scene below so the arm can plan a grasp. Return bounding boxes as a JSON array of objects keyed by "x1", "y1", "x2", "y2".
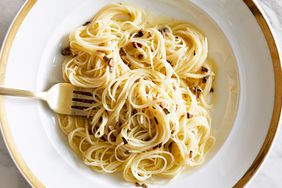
[
  {"x1": 132, "y1": 42, "x2": 142, "y2": 48},
  {"x1": 135, "y1": 182, "x2": 148, "y2": 188},
  {"x1": 136, "y1": 30, "x2": 144, "y2": 37},
  {"x1": 189, "y1": 151, "x2": 193, "y2": 158},
  {"x1": 141, "y1": 184, "x2": 148, "y2": 188},
  {"x1": 83, "y1": 21, "x2": 91, "y2": 26},
  {"x1": 103, "y1": 55, "x2": 109, "y2": 62},
  {"x1": 103, "y1": 56, "x2": 113, "y2": 67},
  {"x1": 202, "y1": 76, "x2": 209, "y2": 83},
  {"x1": 154, "y1": 117, "x2": 158, "y2": 124},
  {"x1": 163, "y1": 108, "x2": 170, "y2": 114},
  {"x1": 193, "y1": 87, "x2": 202, "y2": 98},
  {"x1": 158, "y1": 27, "x2": 169, "y2": 34},
  {"x1": 122, "y1": 137, "x2": 128, "y2": 144},
  {"x1": 187, "y1": 113, "x2": 193, "y2": 119},
  {"x1": 132, "y1": 109, "x2": 137, "y2": 115},
  {"x1": 119, "y1": 48, "x2": 126, "y2": 56},
  {"x1": 138, "y1": 54, "x2": 144, "y2": 59},
  {"x1": 201, "y1": 66, "x2": 208, "y2": 72},
  {"x1": 61, "y1": 47, "x2": 72, "y2": 56}
]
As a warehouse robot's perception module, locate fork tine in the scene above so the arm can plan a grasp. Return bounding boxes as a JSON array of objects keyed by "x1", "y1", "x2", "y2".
[
  {"x1": 70, "y1": 108, "x2": 90, "y2": 116},
  {"x1": 71, "y1": 87, "x2": 94, "y2": 116},
  {"x1": 72, "y1": 97, "x2": 94, "y2": 103},
  {"x1": 72, "y1": 101, "x2": 93, "y2": 108},
  {"x1": 73, "y1": 87, "x2": 94, "y2": 100},
  {"x1": 72, "y1": 93, "x2": 94, "y2": 100},
  {"x1": 73, "y1": 90, "x2": 92, "y2": 96},
  {"x1": 45, "y1": 83, "x2": 96, "y2": 116}
]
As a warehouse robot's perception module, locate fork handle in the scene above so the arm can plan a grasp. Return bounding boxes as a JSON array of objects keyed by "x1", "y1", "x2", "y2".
[{"x1": 0, "y1": 86, "x2": 35, "y2": 98}]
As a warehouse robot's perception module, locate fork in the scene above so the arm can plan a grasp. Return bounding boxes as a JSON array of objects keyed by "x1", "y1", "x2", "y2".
[{"x1": 0, "y1": 83, "x2": 94, "y2": 116}]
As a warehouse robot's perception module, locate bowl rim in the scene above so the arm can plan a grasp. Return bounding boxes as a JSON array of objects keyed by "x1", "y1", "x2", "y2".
[{"x1": 0, "y1": 0, "x2": 281, "y2": 187}]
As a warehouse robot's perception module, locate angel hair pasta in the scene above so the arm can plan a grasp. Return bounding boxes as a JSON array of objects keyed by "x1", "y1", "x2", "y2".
[{"x1": 58, "y1": 3, "x2": 215, "y2": 185}]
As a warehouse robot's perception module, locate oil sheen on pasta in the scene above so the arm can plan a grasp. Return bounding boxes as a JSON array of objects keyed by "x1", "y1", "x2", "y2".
[{"x1": 58, "y1": 3, "x2": 215, "y2": 184}]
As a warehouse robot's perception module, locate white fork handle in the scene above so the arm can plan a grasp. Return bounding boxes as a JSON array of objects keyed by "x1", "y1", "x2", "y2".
[{"x1": 0, "y1": 86, "x2": 36, "y2": 98}]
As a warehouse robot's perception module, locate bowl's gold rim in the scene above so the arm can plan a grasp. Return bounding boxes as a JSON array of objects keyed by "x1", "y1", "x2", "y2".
[
  {"x1": 0, "y1": 0, "x2": 281, "y2": 187},
  {"x1": 234, "y1": 0, "x2": 282, "y2": 186},
  {"x1": 0, "y1": 0, "x2": 44, "y2": 187}
]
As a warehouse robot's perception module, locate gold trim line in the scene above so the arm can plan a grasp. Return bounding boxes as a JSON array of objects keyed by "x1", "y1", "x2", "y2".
[
  {"x1": 0, "y1": 0, "x2": 44, "y2": 187},
  {"x1": 234, "y1": 0, "x2": 282, "y2": 187}
]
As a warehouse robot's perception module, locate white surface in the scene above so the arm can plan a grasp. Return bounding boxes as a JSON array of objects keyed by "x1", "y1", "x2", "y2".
[{"x1": 0, "y1": 0, "x2": 280, "y2": 187}]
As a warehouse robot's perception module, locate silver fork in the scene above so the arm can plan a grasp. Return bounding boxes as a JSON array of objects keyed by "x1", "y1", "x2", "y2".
[{"x1": 0, "y1": 83, "x2": 94, "y2": 116}]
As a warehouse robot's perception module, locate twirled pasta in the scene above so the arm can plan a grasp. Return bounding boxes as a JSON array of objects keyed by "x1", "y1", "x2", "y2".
[{"x1": 58, "y1": 3, "x2": 215, "y2": 185}]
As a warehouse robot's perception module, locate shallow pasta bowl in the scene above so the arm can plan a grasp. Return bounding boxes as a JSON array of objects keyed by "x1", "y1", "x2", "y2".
[{"x1": 0, "y1": 0, "x2": 281, "y2": 187}]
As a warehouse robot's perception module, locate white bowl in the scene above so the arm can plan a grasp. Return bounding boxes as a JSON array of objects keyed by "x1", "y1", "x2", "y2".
[{"x1": 0, "y1": 0, "x2": 281, "y2": 187}]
